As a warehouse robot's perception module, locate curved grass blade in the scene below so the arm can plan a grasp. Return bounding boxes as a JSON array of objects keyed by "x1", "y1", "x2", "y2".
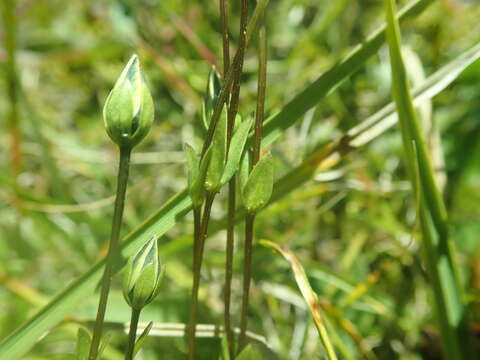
[{"x1": 260, "y1": 240, "x2": 338, "y2": 360}]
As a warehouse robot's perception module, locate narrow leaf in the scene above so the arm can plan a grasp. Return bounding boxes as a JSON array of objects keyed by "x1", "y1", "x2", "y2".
[
  {"x1": 242, "y1": 155, "x2": 274, "y2": 214},
  {"x1": 221, "y1": 117, "x2": 254, "y2": 185},
  {"x1": 133, "y1": 321, "x2": 154, "y2": 357},
  {"x1": 260, "y1": 241, "x2": 338, "y2": 360},
  {"x1": 235, "y1": 345, "x2": 262, "y2": 360},
  {"x1": 184, "y1": 143, "x2": 199, "y2": 190},
  {"x1": 384, "y1": 0, "x2": 470, "y2": 358},
  {"x1": 205, "y1": 107, "x2": 227, "y2": 192},
  {"x1": 75, "y1": 328, "x2": 91, "y2": 360},
  {"x1": 202, "y1": 66, "x2": 222, "y2": 130}
]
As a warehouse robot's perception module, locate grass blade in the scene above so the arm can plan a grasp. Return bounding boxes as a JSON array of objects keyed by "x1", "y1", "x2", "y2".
[
  {"x1": 383, "y1": 0, "x2": 472, "y2": 358},
  {"x1": 260, "y1": 240, "x2": 338, "y2": 360},
  {"x1": 260, "y1": 0, "x2": 434, "y2": 148}
]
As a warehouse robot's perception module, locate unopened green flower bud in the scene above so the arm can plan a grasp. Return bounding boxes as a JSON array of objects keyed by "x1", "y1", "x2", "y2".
[
  {"x1": 123, "y1": 236, "x2": 164, "y2": 310},
  {"x1": 103, "y1": 54, "x2": 154, "y2": 149}
]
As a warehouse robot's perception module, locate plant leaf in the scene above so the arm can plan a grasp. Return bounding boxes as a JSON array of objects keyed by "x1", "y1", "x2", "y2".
[
  {"x1": 75, "y1": 328, "x2": 91, "y2": 360},
  {"x1": 383, "y1": 0, "x2": 470, "y2": 358},
  {"x1": 97, "y1": 332, "x2": 111, "y2": 359},
  {"x1": 133, "y1": 321, "x2": 154, "y2": 357},
  {"x1": 202, "y1": 66, "x2": 222, "y2": 130},
  {"x1": 235, "y1": 345, "x2": 262, "y2": 360},
  {"x1": 242, "y1": 155, "x2": 274, "y2": 214},
  {"x1": 184, "y1": 143, "x2": 199, "y2": 189},
  {"x1": 221, "y1": 117, "x2": 254, "y2": 185},
  {"x1": 260, "y1": 241, "x2": 338, "y2": 360},
  {"x1": 205, "y1": 107, "x2": 227, "y2": 192},
  {"x1": 219, "y1": 336, "x2": 231, "y2": 360}
]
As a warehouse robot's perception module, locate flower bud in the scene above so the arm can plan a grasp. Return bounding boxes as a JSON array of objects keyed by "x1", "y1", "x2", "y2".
[
  {"x1": 123, "y1": 236, "x2": 164, "y2": 310},
  {"x1": 103, "y1": 54, "x2": 154, "y2": 149}
]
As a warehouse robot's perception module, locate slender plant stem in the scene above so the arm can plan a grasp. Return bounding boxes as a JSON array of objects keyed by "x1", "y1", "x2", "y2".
[
  {"x1": 238, "y1": 213, "x2": 255, "y2": 351},
  {"x1": 200, "y1": 0, "x2": 268, "y2": 157},
  {"x1": 193, "y1": 206, "x2": 202, "y2": 270},
  {"x1": 238, "y1": 21, "x2": 267, "y2": 353},
  {"x1": 222, "y1": 0, "x2": 250, "y2": 356},
  {"x1": 89, "y1": 147, "x2": 132, "y2": 360},
  {"x1": 219, "y1": 0, "x2": 230, "y2": 77},
  {"x1": 124, "y1": 308, "x2": 141, "y2": 360},
  {"x1": 227, "y1": 0, "x2": 249, "y2": 134},
  {"x1": 224, "y1": 177, "x2": 236, "y2": 357},
  {"x1": 187, "y1": 193, "x2": 215, "y2": 360}
]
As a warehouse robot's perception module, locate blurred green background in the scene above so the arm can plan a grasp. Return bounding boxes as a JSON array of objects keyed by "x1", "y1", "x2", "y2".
[{"x1": 1, "y1": 0, "x2": 480, "y2": 359}]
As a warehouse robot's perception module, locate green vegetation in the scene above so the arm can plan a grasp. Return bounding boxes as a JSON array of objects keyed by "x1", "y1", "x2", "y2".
[{"x1": 1, "y1": 0, "x2": 480, "y2": 359}]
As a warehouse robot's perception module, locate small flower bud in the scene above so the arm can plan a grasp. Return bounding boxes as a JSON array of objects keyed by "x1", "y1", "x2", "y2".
[
  {"x1": 103, "y1": 54, "x2": 154, "y2": 149},
  {"x1": 123, "y1": 236, "x2": 164, "y2": 310}
]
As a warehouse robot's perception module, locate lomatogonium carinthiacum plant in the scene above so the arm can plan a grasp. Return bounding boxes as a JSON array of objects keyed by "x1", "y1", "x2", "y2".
[
  {"x1": 184, "y1": 83, "x2": 253, "y2": 359},
  {"x1": 88, "y1": 54, "x2": 154, "y2": 360}
]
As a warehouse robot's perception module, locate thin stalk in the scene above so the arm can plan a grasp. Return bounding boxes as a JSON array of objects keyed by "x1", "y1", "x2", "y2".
[
  {"x1": 187, "y1": 193, "x2": 215, "y2": 360},
  {"x1": 223, "y1": 0, "x2": 248, "y2": 356},
  {"x1": 220, "y1": 0, "x2": 230, "y2": 76},
  {"x1": 124, "y1": 308, "x2": 141, "y2": 360},
  {"x1": 89, "y1": 147, "x2": 132, "y2": 360},
  {"x1": 238, "y1": 213, "x2": 255, "y2": 351},
  {"x1": 193, "y1": 207, "x2": 202, "y2": 269},
  {"x1": 224, "y1": 177, "x2": 236, "y2": 357},
  {"x1": 238, "y1": 22, "x2": 267, "y2": 353},
  {"x1": 200, "y1": 0, "x2": 269, "y2": 157},
  {"x1": 227, "y1": 0, "x2": 249, "y2": 131}
]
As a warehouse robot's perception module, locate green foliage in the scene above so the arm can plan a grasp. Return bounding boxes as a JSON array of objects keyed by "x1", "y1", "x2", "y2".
[
  {"x1": 75, "y1": 328, "x2": 91, "y2": 360},
  {"x1": 205, "y1": 107, "x2": 228, "y2": 192},
  {"x1": 133, "y1": 321, "x2": 154, "y2": 357},
  {"x1": 242, "y1": 155, "x2": 274, "y2": 214},
  {"x1": 202, "y1": 67, "x2": 222, "y2": 130},
  {"x1": 221, "y1": 117, "x2": 254, "y2": 186},
  {"x1": 2, "y1": 0, "x2": 480, "y2": 359},
  {"x1": 185, "y1": 144, "x2": 212, "y2": 208},
  {"x1": 234, "y1": 345, "x2": 264, "y2": 360}
]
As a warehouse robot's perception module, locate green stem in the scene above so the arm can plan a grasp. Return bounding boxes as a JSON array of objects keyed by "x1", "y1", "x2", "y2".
[
  {"x1": 200, "y1": 0, "x2": 269, "y2": 157},
  {"x1": 238, "y1": 20, "x2": 267, "y2": 354},
  {"x1": 222, "y1": 0, "x2": 249, "y2": 355},
  {"x1": 224, "y1": 177, "x2": 236, "y2": 358},
  {"x1": 219, "y1": 0, "x2": 230, "y2": 77},
  {"x1": 238, "y1": 213, "x2": 255, "y2": 351},
  {"x1": 193, "y1": 206, "x2": 202, "y2": 271},
  {"x1": 188, "y1": 193, "x2": 215, "y2": 360},
  {"x1": 124, "y1": 308, "x2": 141, "y2": 360},
  {"x1": 89, "y1": 147, "x2": 132, "y2": 360}
]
